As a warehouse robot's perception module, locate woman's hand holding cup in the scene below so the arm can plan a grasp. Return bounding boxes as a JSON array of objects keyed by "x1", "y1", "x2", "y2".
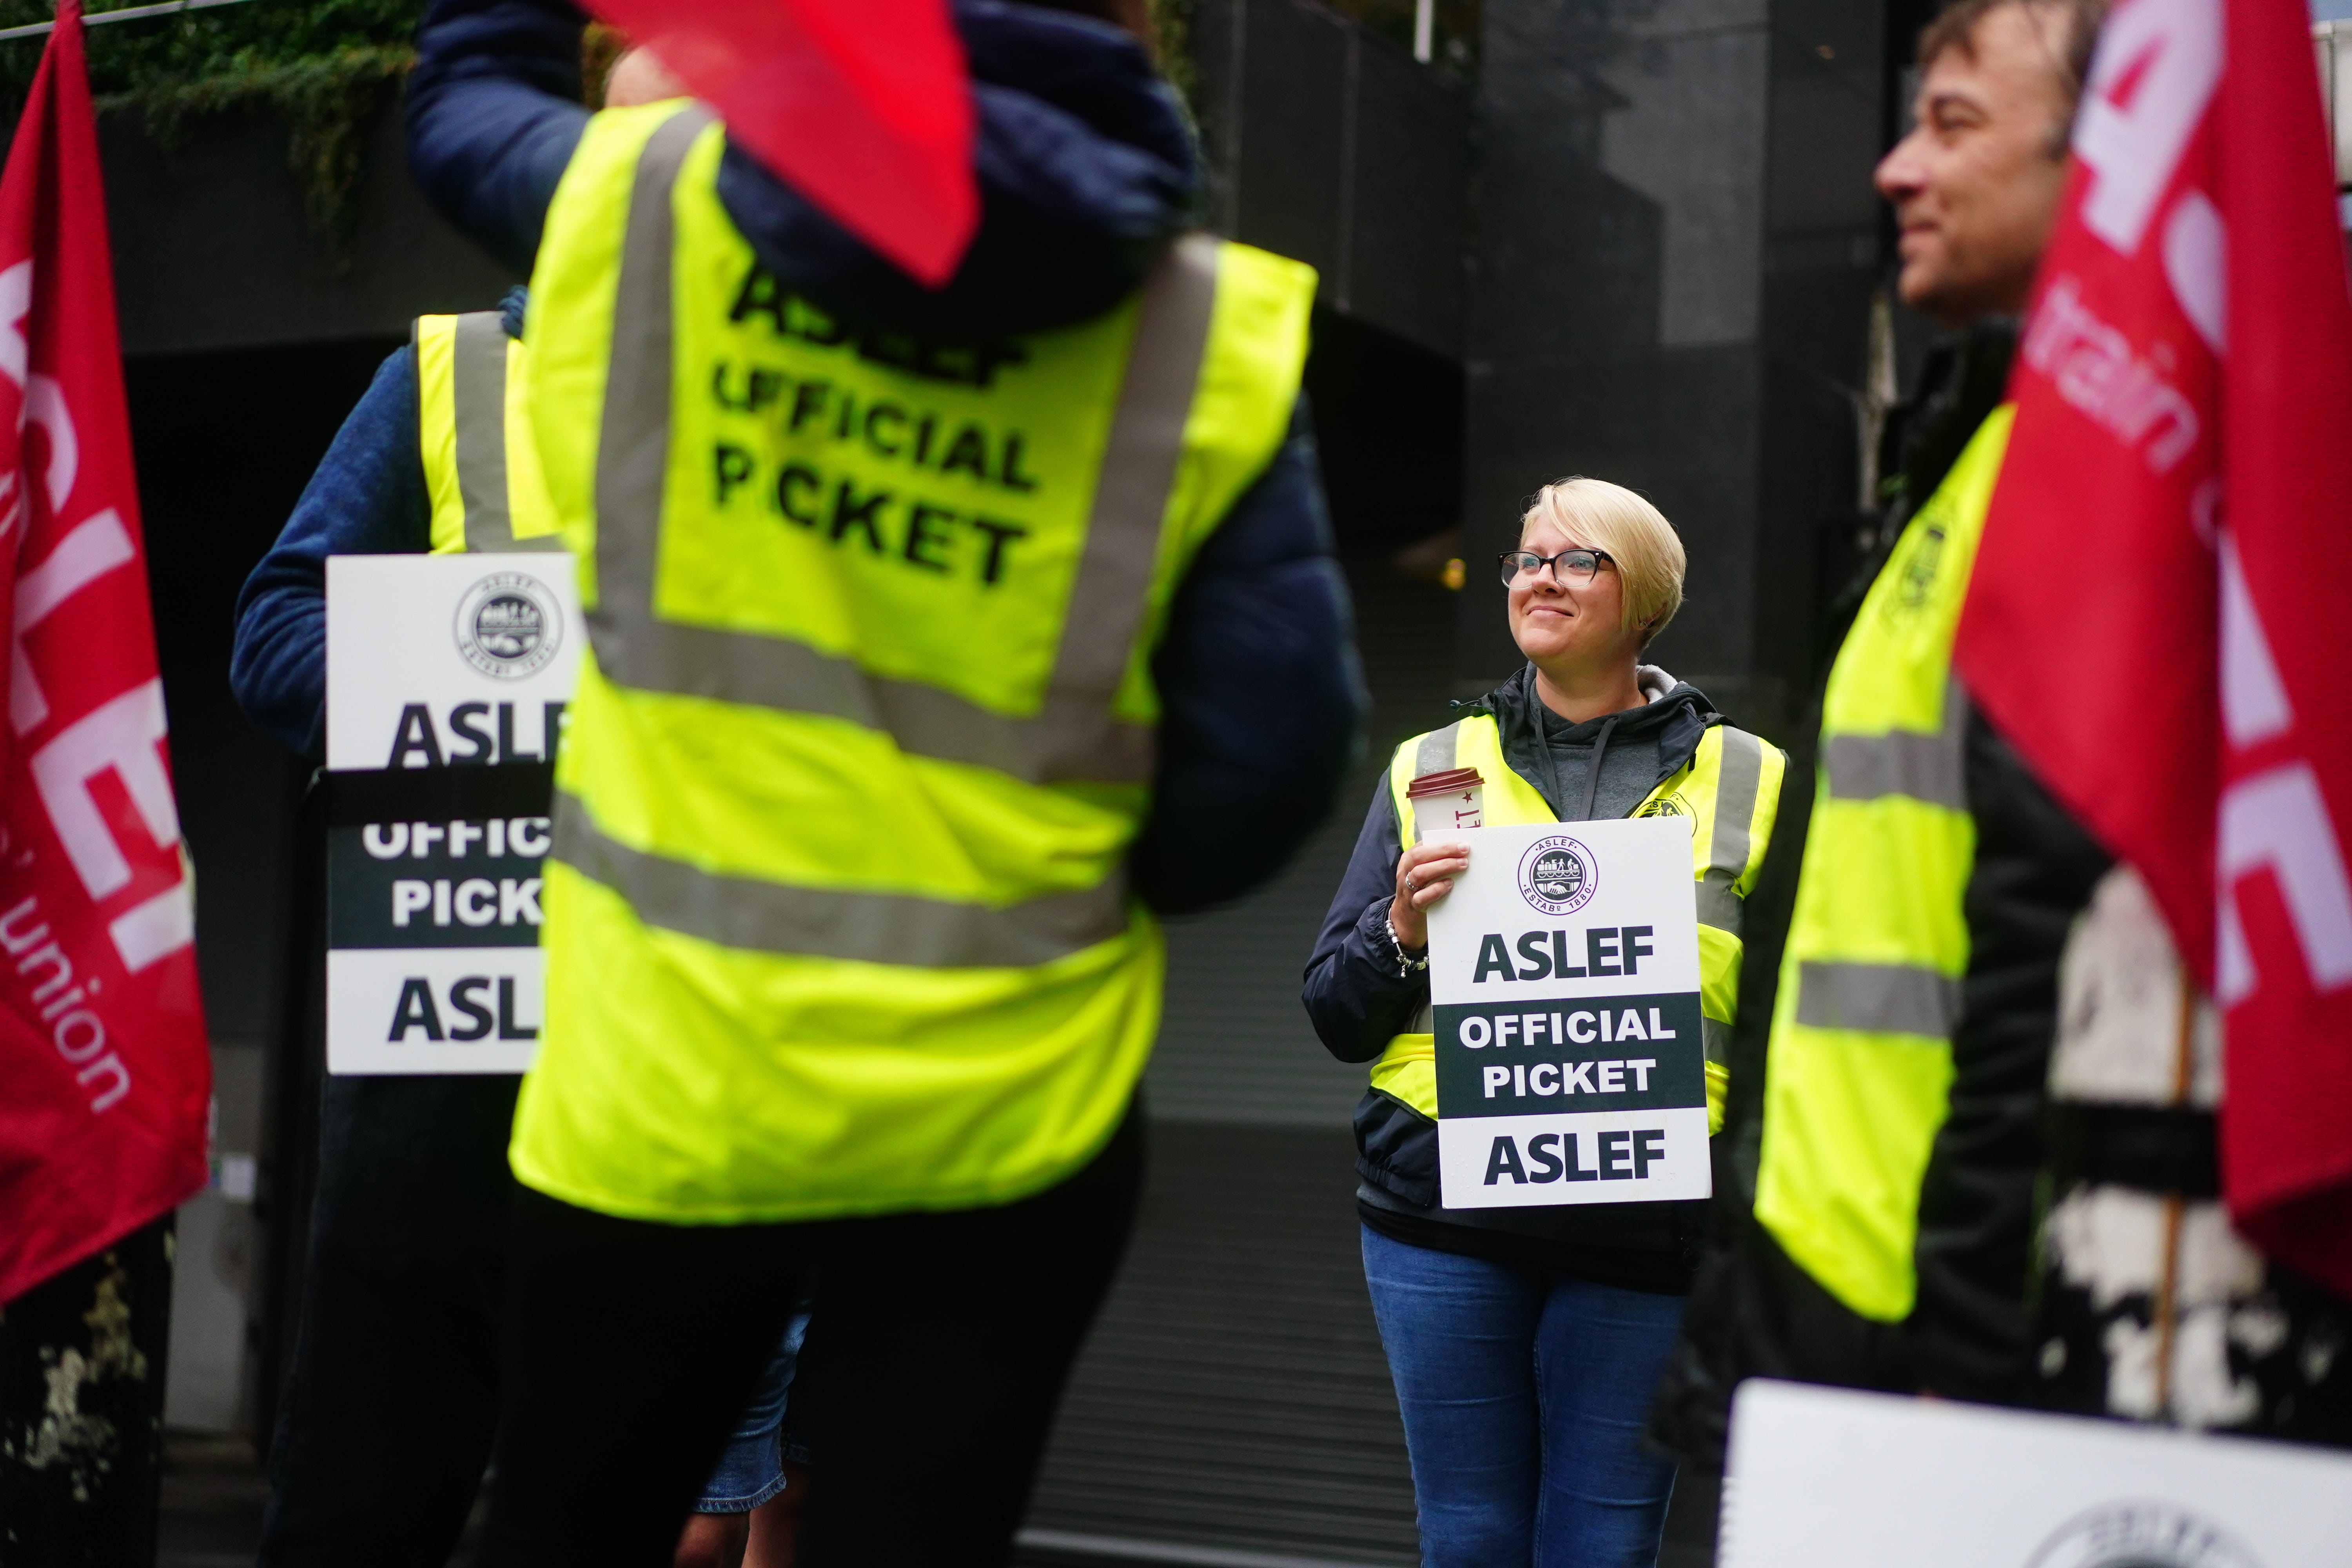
[{"x1": 1390, "y1": 840, "x2": 1470, "y2": 953}]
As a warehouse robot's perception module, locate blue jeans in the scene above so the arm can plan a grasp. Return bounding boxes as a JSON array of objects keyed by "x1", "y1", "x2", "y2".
[
  {"x1": 1360, "y1": 1225, "x2": 1685, "y2": 1568},
  {"x1": 692, "y1": 1303, "x2": 814, "y2": 1513}
]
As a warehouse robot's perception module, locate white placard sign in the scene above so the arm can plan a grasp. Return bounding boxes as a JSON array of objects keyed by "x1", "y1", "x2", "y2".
[
  {"x1": 1722, "y1": 1380, "x2": 2352, "y2": 1568},
  {"x1": 323, "y1": 553, "x2": 582, "y2": 1074},
  {"x1": 1425, "y1": 816, "x2": 1709, "y2": 1208}
]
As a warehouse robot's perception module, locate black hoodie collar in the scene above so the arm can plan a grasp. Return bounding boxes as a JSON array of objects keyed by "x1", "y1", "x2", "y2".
[
  {"x1": 1886, "y1": 318, "x2": 2017, "y2": 524},
  {"x1": 1454, "y1": 663, "x2": 1722, "y2": 805}
]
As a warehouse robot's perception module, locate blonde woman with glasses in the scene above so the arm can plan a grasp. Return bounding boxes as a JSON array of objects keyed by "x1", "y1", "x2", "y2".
[{"x1": 1302, "y1": 479, "x2": 1786, "y2": 1567}]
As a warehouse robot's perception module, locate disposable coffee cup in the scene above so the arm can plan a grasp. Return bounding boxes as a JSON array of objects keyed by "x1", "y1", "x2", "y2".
[{"x1": 1406, "y1": 766, "x2": 1485, "y2": 844}]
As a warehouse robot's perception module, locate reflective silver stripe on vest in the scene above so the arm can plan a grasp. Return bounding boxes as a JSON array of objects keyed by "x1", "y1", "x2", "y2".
[
  {"x1": 554, "y1": 793, "x2": 1131, "y2": 968},
  {"x1": 1793, "y1": 960, "x2": 1959, "y2": 1039},
  {"x1": 584, "y1": 106, "x2": 1214, "y2": 787},
  {"x1": 450, "y1": 311, "x2": 562, "y2": 554},
  {"x1": 1413, "y1": 722, "x2": 1461, "y2": 779},
  {"x1": 1703, "y1": 1016, "x2": 1731, "y2": 1067},
  {"x1": 1822, "y1": 677, "x2": 1969, "y2": 810},
  {"x1": 1696, "y1": 727, "x2": 1764, "y2": 935}
]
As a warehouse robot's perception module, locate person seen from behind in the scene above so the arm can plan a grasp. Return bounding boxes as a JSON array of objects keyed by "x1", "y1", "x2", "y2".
[
  {"x1": 402, "y1": 0, "x2": 1365, "y2": 1563},
  {"x1": 227, "y1": 39, "x2": 810, "y2": 1568},
  {"x1": 1303, "y1": 480, "x2": 1786, "y2": 1567}
]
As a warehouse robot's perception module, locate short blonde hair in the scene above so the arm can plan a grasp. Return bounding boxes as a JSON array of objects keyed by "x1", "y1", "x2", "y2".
[{"x1": 1517, "y1": 477, "x2": 1686, "y2": 647}]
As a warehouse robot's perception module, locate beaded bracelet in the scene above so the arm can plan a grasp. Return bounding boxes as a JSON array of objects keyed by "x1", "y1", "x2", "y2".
[{"x1": 1385, "y1": 912, "x2": 1430, "y2": 978}]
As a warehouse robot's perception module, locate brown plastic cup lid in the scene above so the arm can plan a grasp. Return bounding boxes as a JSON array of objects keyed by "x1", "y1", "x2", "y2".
[{"x1": 1406, "y1": 766, "x2": 1484, "y2": 798}]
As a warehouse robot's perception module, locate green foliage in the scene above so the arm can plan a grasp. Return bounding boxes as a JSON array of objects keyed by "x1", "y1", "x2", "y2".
[
  {"x1": 120, "y1": 43, "x2": 413, "y2": 241},
  {"x1": 0, "y1": 0, "x2": 420, "y2": 96},
  {"x1": 0, "y1": 0, "x2": 1263, "y2": 243},
  {"x1": 1149, "y1": 0, "x2": 1195, "y2": 103},
  {"x1": 0, "y1": 0, "x2": 425, "y2": 243}
]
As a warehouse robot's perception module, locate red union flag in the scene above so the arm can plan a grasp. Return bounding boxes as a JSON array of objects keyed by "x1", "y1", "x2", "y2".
[
  {"x1": 0, "y1": 0, "x2": 209, "y2": 1304},
  {"x1": 1958, "y1": 0, "x2": 2352, "y2": 1293},
  {"x1": 583, "y1": 0, "x2": 975, "y2": 285}
]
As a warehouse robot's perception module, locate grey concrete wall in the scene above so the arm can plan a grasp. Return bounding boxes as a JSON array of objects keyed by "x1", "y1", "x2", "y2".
[
  {"x1": 165, "y1": 1043, "x2": 262, "y2": 1432},
  {"x1": 93, "y1": 15, "x2": 1471, "y2": 369},
  {"x1": 100, "y1": 98, "x2": 517, "y2": 358},
  {"x1": 86, "y1": 17, "x2": 1457, "y2": 363},
  {"x1": 1193, "y1": 0, "x2": 1473, "y2": 359},
  {"x1": 1604, "y1": 0, "x2": 1773, "y2": 351}
]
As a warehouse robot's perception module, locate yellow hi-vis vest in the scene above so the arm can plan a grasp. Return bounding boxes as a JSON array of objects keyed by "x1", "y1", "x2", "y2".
[
  {"x1": 1752, "y1": 405, "x2": 2015, "y2": 1323},
  {"x1": 1370, "y1": 709, "x2": 1785, "y2": 1137},
  {"x1": 414, "y1": 310, "x2": 563, "y2": 555},
  {"x1": 508, "y1": 102, "x2": 1315, "y2": 1222}
]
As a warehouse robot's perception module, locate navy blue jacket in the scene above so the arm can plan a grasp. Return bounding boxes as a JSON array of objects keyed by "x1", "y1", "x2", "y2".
[
  {"x1": 230, "y1": 0, "x2": 1362, "y2": 915},
  {"x1": 232, "y1": 290, "x2": 527, "y2": 760}
]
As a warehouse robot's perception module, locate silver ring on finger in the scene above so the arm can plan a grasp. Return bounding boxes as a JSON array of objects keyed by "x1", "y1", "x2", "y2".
[{"x1": 1406, "y1": 874, "x2": 1419, "y2": 893}]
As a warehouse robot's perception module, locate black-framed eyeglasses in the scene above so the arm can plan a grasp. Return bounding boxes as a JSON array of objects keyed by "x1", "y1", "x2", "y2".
[{"x1": 1497, "y1": 547, "x2": 1614, "y2": 588}]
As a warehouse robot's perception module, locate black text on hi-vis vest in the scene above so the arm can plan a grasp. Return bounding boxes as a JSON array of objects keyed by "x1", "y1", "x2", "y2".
[
  {"x1": 321, "y1": 555, "x2": 581, "y2": 1074},
  {"x1": 1426, "y1": 817, "x2": 1710, "y2": 1207}
]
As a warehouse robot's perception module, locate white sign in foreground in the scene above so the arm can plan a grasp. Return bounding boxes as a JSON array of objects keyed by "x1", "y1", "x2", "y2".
[
  {"x1": 1721, "y1": 1381, "x2": 2352, "y2": 1568},
  {"x1": 324, "y1": 553, "x2": 581, "y2": 1074},
  {"x1": 1425, "y1": 815, "x2": 1708, "y2": 1208}
]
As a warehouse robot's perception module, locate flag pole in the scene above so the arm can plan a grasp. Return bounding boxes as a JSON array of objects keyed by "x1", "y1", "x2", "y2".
[{"x1": 0, "y1": 0, "x2": 257, "y2": 46}]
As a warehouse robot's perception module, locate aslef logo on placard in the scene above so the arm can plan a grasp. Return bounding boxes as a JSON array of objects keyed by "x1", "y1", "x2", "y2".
[
  {"x1": 454, "y1": 572, "x2": 563, "y2": 679},
  {"x1": 2024, "y1": 1503, "x2": 2262, "y2": 1568},
  {"x1": 1517, "y1": 835, "x2": 1599, "y2": 916}
]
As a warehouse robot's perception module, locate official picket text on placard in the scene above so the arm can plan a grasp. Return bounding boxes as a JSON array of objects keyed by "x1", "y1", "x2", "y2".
[
  {"x1": 323, "y1": 554, "x2": 581, "y2": 1074},
  {"x1": 1426, "y1": 817, "x2": 1710, "y2": 1208}
]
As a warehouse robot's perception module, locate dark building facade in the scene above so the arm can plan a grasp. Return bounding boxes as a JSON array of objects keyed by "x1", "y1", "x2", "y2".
[{"x1": 1457, "y1": 0, "x2": 1894, "y2": 732}]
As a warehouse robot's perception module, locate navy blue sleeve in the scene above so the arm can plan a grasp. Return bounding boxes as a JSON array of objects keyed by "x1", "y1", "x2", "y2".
[
  {"x1": 1130, "y1": 399, "x2": 1366, "y2": 916},
  {"x1": 407, "y1": 0, "x2": 1199, "y2": 338},
  {"x1": 230, "y1": 347, "x2": 432, "y2": 760},
  {"x1": 709, "y1": 5, "x2": 1199, "y2": 338},
  {"x1": 1299, "y1": 774, "x2": 1428, "y2": 1064},
  {"x1": 405, "y1": 0, "x2": 590, "y2": 276}
]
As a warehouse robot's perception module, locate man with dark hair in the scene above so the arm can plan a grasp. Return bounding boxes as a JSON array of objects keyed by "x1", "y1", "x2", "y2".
[
  {"x1": 1884, "y1": 0, "x2": 2104, "y2": 327},
  {"x1": 1915, "y1": 0, "x2": 2103, "y2": 123},
  {"x1": 1647, "y1": 0, "x2": 2112, "y2": 1461},
  {"x1": 1660, "y1": 0, "x2": 2352, "y2": 1462}
]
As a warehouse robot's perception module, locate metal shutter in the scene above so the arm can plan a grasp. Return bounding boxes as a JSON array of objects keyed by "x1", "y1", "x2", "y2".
[{"x1": 1020, "y1": 556, "x2": 1457, "y2": 1566}]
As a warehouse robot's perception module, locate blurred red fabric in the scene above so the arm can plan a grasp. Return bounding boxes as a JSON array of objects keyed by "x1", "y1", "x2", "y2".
[
  {"x1": 0, "y1": 0, "x2": 211, "y2": 1303},
  {"x1": 584, "y1": 0, "x2": 976, "y2": 285},
  {"x1": 1959, "y1": 0, "x2": 2352, "y2": 1295}
]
